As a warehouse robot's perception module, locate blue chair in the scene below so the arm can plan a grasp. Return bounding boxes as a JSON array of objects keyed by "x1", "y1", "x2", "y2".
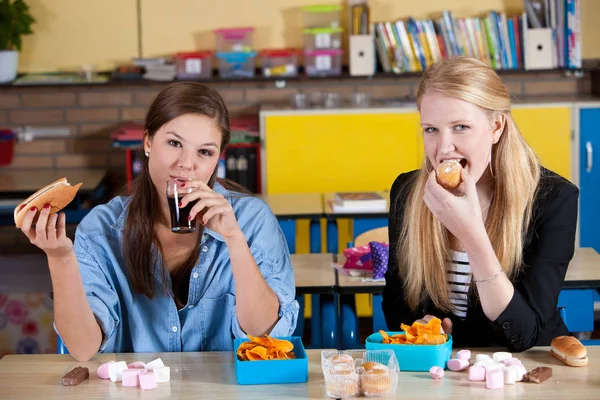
[
  {"x1": 339, "y1": 227, "x2": 389, "y2": 349},
  {"x1": 57, "y1": 336, "x2": 68, "y2": 354}
]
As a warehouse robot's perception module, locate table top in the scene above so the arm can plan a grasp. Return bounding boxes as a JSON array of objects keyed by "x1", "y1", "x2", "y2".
[
  {"x1": 323, "y1": 191, "x2": 390, "y2": 218},
  {"x1": 563, "y1": 247, "x2": 600, "y2": 288},
  {"x1": 261, "y1": 193, "x2": 324, "y2": 218},
  {"x1": 0, "y1": 169, "x2": 107, "y2": 196},
  {"x1": 291, "y1": 253, "x2": 336, "y2": 294},
  {"x1": 0, "y1": 346, "x2": 597, "y2": 399},
  {"x1": 335, "y1": 247, "x2": 600, "y2": 294}
]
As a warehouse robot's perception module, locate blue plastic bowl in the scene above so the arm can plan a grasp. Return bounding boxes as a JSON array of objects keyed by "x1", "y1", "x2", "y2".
[
  {"x1": 365, "y1": 332, "x2": 453, "y2": 372},
  {"x1": 233, "y1": 336, "x2": 308, "y2": 385}
]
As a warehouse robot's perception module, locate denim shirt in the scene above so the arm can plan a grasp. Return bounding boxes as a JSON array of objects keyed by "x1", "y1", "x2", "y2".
[{"x1": 66, "y1": 182, "x2": 299, "y2": 353}]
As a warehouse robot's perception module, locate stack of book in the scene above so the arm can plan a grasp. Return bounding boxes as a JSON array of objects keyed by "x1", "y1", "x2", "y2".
[{"x1": 332, "y1": 192, "x2": 387, "y2": 213}]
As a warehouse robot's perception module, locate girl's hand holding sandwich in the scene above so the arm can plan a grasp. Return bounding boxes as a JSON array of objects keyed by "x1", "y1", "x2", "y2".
[{"x1": 20, "y1": 205, "x2": 73, "y2": 259}]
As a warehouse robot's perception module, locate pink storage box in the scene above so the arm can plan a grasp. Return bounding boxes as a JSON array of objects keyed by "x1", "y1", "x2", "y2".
[{"x1": 213, "y1": 27, "x2": 254, "y2": 53}]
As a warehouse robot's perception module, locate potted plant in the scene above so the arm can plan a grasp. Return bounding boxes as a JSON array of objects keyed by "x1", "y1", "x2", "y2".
[{"x1": 0, "y1": 0, "x2": 35, "y2": 83}]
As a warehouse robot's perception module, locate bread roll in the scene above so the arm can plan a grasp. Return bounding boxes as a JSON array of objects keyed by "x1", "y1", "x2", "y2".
[
  {"x1": 550, "y1": 336, "x2": 588, "y2": 367},
  {"x1": 14, "y1": 177, "x2": 82, "y2": 228}
]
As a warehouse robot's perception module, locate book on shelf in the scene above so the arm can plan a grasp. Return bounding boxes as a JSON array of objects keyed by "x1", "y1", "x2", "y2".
[
  {"x1": 332, "y1": 192, "x2": 387, "y2": 213},
  {"x1": 370, "y1": 1, "x2": 581, "y2": 74}
]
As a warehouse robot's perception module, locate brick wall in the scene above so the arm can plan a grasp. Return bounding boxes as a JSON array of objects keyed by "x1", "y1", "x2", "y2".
[{"x1": 0, "y1": 71, "x2": 591, "y2": 175}]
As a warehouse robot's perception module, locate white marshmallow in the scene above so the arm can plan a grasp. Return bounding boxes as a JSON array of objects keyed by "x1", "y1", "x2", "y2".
[
  {"x1": 474, "y1": 358, "x2": 494, "y2": 367},
  {"x1": 153, "y1": 366, "x2": 170, "y2": 383},
  {"x1": 475, "y1": 354, "x2": 492, "y2": 362},
  {"x1": 456, "y1": 349, "x2": 471, "y2": 360},
  {"x1": 484, "y1": 362, "x2": 506, "y2": 372},
  {"x1": 108, "y1": 361, "x2": 128, "y2": 382},
  {"x1": 503, "y1": 366, "x2": 517, "y2": 385},
  {"x1": 512, "y1": 365, "x2": 527, "y2": 382},
  {"x1": 492, "y1": 352, "x2": 512, "y2": 363},
  {"x1": 145, "y1": 358, "x2": 165, "y2": 370}
]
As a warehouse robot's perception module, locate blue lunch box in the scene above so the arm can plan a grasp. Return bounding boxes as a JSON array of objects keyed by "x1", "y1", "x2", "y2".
[
  {"x1": 233, "y1": 336, "x2": 308, "y2": 385},
  {"x1": 365, "y1": 332, "x2": 453, "y2": 372}
]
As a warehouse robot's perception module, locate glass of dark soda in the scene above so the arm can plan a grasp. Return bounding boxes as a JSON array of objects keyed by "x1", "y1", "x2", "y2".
[{"x1": 166, "y1": 179, "x2": 198, "y2": 233}]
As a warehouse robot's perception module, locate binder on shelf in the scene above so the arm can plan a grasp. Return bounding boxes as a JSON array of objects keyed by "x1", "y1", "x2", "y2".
[
  {"x1": 524, "y1": 28, "x2": 555, "y2": 70},
  {"x1": 349, "y1": 35, "x2": 375, "y2": 76}
]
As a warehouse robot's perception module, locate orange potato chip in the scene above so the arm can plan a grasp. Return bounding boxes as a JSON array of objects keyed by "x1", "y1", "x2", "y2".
[
  {"x1": 379, "y1": 330, "x2": 390, "y2": 342},
  {"x1": 416, "y1": 318, "x2": 442, "y2": 336},
  {"x1": 425, "y1": 334, "x2": 447, "y2": 345},
  {"x1": 236, "y1": 342, "x2": 256, "y2": 360},
  {"x1": 271, "y1": 338, "x2": 294, "y2": 353},
  {"x1": 380, "y1": 317, "x2": 447, "y2": 345},
  {"x1": 237, "y1": 335, "x2": 296, "y2": 361},
  {"x1": 247, "y1": 346, "x2": 269, "y2": 360}
]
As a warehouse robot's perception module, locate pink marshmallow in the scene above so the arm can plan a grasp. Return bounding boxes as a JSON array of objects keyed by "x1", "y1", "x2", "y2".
[
  {"x1": 447, "y1": 358, "x2": 470, "y2": 372},
  {"x1": 429, "y1": 366, "x2": 444, "y2": 379},
  {"x1": 96, "y1": 361, "x2": 114, "y2": 380},
  {"x1": 457, "y1": 349, "x2": 471, "y2": 360},
  {"x1": 501, "y1": 358, "x2": 523, "y2": 368},
  {"x1": 139, "y1": 371, "x2": 157, "y2": 390},
  {"x1": 486, "y1": 369, "x2": 504, "y2": 390},
  {"x1": 468, "y1": 365, "x2": 486, "y2": 381},
  {"x1": 127, "y1": 361, "x2": 146, "y2": 369},
  {"x1": 122, "y1": 369, "x2": 141, "y2": 387}
]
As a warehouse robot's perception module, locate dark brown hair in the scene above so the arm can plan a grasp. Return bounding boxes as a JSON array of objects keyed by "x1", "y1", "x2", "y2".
[{"x1": 122, "y1": 82, "x2": 241, "y2": 308}]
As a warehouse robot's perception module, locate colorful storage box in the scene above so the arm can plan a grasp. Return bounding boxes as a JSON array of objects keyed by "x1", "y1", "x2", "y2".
[
  {"x1": 304, "y1": 49, "x2": 343, "y2": 77},
  {"x1": 0, "y1": 130, "x2": 15, "y2": 167},
  {"x1": 214, "y1": 27, "x2": 254, "y2": 53},
  {"x1": 302, "y1": 4, "x2": 342, "y2": 29},
  {"x1": 173, "y1": 51, "x2": 213, "y2": 80},
  {"x1": 303, "y1": 27, "x2": 343, "y2": 51},
  {"x1": 260, "y1": 49, "x2": 299, "y2": 77},
  {"x1": 233, "y1": 336, "x2": 308, "y2": 385},
  {"x1": 216, "y1": 52, "x2": 257, "y2": 79},
  {"x1": 365, "y1": 332, "x2": 453, "y2": 372}
]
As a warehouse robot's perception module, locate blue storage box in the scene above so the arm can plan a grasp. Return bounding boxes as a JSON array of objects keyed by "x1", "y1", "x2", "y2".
[
  {"x1": 365, "y1": 332, "x2": 453, "y2": 372},
  {"x1": 216, "y1": 52, "x2": 257, "y2": 78},
  {"x1": 233, "y1": 336, "x2": 308, "y2": 385}
]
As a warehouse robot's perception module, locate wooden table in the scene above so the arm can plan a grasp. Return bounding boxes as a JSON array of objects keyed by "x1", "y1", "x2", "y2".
[
  {"x1": 261, "y1": 193, "x2": 324, "y2": 219},
  {"x1": 291, "y1": 254, "x2": 336, "y2": 295},
  {"x1": 1, "y1": 347, "x2": 598, "y2": 399},
  {"x1": 336, "y1": 247, "x2": 600, "y2": 294}
]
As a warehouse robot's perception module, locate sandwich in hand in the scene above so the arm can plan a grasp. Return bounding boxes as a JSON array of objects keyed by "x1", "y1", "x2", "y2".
[
  {"x1": 550, "y1": 335, "x2": 588, "y2": 367},
  {"x1": 14, "y1": 178, "x2": 82, "y2": 229}
]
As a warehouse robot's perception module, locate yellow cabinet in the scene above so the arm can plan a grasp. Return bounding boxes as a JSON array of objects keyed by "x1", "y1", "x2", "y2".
[
  {"x1": 512, "y1": 106, "x2": 572, "y2": 180},
  {"x1": 263, "y1": 110, "x2": 423, "y2": 194}
]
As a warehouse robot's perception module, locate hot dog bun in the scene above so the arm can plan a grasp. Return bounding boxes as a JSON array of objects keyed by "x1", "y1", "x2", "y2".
[
  {"x1": 14, "y1": 178, "x2": 82, "y2": 228},
  {"x1": 550, "y1": 336, "x2": 588, "y2": 367},
  {"x1": 436, "y1": 160, "x2": 463, "y2": 190}
]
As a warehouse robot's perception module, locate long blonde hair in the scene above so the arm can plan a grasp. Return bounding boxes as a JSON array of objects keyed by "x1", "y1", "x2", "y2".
[{"x1": 398, "y1": 56, "x2": 540, "y2": 313}]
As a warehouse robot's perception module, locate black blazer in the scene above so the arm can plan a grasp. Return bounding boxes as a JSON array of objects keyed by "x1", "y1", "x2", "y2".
[{"x1": 382, "y1": 167, "x2": 579, "y2": 352}]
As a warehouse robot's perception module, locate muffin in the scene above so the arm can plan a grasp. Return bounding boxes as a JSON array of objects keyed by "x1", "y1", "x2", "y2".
[
  {"x1": 360, "y1": 362, "x2": 392, "y2": 397},
  {"x1": 330, "y1": 354, "x2": 355, "y2": 369},
  {"x1": 325, "y1": 364, "x2": 359, "y2": 398}
]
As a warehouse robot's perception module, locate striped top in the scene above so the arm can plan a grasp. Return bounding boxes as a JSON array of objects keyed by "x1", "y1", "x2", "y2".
[{"x1": 447, "y1": 250, "x2": 472, "y2": 319}]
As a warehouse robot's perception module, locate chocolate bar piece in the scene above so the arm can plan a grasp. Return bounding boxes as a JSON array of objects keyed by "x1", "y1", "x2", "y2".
[
  {"x1": 523, "y1": 366, "x2": 552, "y2": 384},
  {"x1": 61, "y1": 366, "x2": 90, "y2": 386}
]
